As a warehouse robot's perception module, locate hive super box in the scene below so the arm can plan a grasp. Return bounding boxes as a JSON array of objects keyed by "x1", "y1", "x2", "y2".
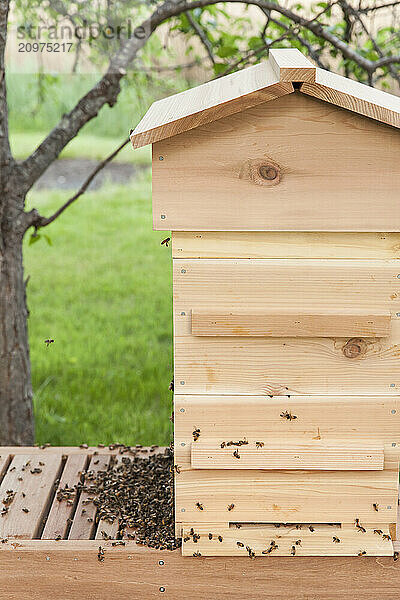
[{"x1": 131, "y1": 48, "x2": 400, "y2": 557}]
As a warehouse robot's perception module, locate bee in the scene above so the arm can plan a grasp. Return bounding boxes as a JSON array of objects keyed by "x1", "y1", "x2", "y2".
[
  {"x1": 193, "y1": 534, "x2": 200, "y2": 543},
  {"x1": 263, "y1": 540, "x2": 278, "y2": 554},
  {"x1": 161, "y1": 237, "x2": 171, "y2": 247},
  {"x1": 355, "y1": 519, "x2": 366, "y2": 533},
  {"x1": 30, "y1": 468, "x2": 42, "y2": 474},
  {"x1": 246, "y1": 546, "x2": 255, "y2": 559},
  {"x1": 22, "y1": 508, "x2": 29, "y2": 513},
  {"x1": 208, "y1": 533, "x2": 213, "y2": 540},
  {"x1": 111, "y1": 541, "x2": 125, "y2": 546},
  {"x1": 79, "y1": 443, "x2": 88, "y2": 449},
  {"x1": 169, "y1": 379, "x2": 174, "y2": 392},
  {"x1": 291, "y1": 546, "x2": 296, "y2": 556},
  {"x1": 332, "y1": 536, "x2": 340, "y2": 543},
  {"x1": 39, "y1": 462, "x2": 45, "y2": 466},
  {"x1": 218, "y1": 535, "x2": 223, "y2": 542},
  {"x1": 237, "y1": 541, "x2": 244, "y2": 547},
  {"x1": 227, "y1": 504, "x2": 235, "y2": 512},
  {"x1": 358, "y1": 550, "x2": 367, "y2": 556},
  {"x1": 44, "y1": 339, "x2": 55, "y2": 347},
  {"x1": 196, "y1": 502, "x2": 204, "y2": 511},
  {"x1": 280, "y1": 410, "x2": 297, "y2": 421},
  {"x1": 394, "y1": 551, "x2": 399, "y2": 562},
  {"x1": 255, "y1": 441, "x2": 264, "y2": 449},
  {"x1": 174, "y1": 465, "x2": 181, "y2": 474},
  {"x1": 383, "y1": 534, "x2": 391, "y2": 541},
  {"x1": 55, "y1": 535, "x2": 61, "y2": 541},
  {"x1": 373, "y1": 503, "x2": 379, "y2": 512},
  {"x1": 235, "y1": 524, "x2": 242, "y2": 529},
  {"x1": 97, "y1": 546, "x2": 105, "y2": 562},
  {"x1": 295, "y1": 540, "x2": 301, "y2": 546},
  {"x1": 233, "y1": 449, "x2": 240, "y2": 459},
  {"x1": 374, "y1": 529, "x2": 383, "y2": 535},
  {"x1": 193, "y1": 552, "x2": 202, "y2": 557},
  {"x1": 220, "y1": 442, "x2": 226, "y2": 449},
  {"x1": 183, "y1": 536, "x2": 190, "y2": 543},
  {"x1": 192, "y1": 428, "x2": 201, "y2": 441},
  {"x1": 309, "y1": 525, "x2": 315, "y2": 532},
  {"x1": 101, "y1": 531, "x2": 111, "y2": 541},
  {"x1": 295, "y1": 525, "x2": 302, "y2": 530}
]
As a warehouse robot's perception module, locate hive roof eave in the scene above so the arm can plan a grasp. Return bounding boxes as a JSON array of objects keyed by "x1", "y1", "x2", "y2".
[{"x1": 130, "y1": 48, "x2": 400, "y2": 150}]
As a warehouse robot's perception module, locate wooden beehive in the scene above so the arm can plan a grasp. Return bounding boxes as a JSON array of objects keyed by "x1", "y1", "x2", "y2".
[{"x1": 131, "y1": 48, "x2": 400, "y2": 558}]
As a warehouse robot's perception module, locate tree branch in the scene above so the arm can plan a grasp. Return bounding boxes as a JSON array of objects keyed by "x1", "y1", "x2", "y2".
[
  {"x1": 18, "y1": 0, "x2": 400, "y2": 196},
  {"x1": 25, "y1": 136, "x2": 131, "y2": 231},
  {"x1": 185, "y1": 10, "x2": 216, "y2": 65}
]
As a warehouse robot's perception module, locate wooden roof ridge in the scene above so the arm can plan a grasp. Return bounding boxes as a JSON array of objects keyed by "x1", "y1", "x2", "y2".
[{"x1": 130, "y1": 48, "x2": 400, "y2": 149}]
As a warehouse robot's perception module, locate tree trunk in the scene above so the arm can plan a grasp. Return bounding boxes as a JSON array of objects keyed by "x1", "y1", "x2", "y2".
[{"x1": 0, "y1": 197, "x2": 34, "y2": 445}]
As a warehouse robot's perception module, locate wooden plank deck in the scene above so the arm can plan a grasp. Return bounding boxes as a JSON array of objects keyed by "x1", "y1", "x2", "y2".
[{"x1": 0, "y1": 447, "x2": 399, "y2": 599}]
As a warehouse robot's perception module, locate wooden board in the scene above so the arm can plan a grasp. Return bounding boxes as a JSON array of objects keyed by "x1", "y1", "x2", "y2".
[
  {"x1": 174, "y1": 467, "x2": 399, "y2": 525},
  {"x1": 172, "y1": 232, "x2": 400, "y2": 260},
  {"x1": 68, "y1": 454, "x2": 111, "y2": 540},
  {"x1": 152, "y1": 93, "x2": 400, "y2": 231},
  {"x1": 1, "y1": 541, "x2": 400, "y2": 600},
  {"x1": 191, "y1": 310, "x2": 391, "y2": 338},
  {"x1": 174, "y1": 333, "x2": 400, "y2": 395},
  {"x1": 301, "y1": 68, "x2": 400, "y2": 130},
  {"x1": 174, "y1": 396, "x2": 400, "y2": 463},
  {"x1": 191, "y1": 442, "x2": 385, "y2": 471},
  {"x1": 181, "y1": 523, "x2": 393, "y2": 557},
  {"x1": 173, "y1": 259, "x2": 400, "y2": 317},
  {"x1": 41, "y1": 454, "x2": 88, "y2": 540},
  {"x1": 0, "y1": 454, "x2": 62, "y2": 539},
  {"x1": 131, "y1": 61, "x2": 293, "y2": 149},
  {"x1": 269, "y1": 48, "x2": 315, "y2": 83}
]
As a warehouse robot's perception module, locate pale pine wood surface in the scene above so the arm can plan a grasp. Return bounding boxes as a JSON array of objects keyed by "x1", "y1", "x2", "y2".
[
  {"x1": 172, "y1": 232, "x2": 400, "y2": 260},
  {"x1": 191, "y1": 309, "x2": 391, "y2": 338},
  {"x1": 190, "y1": 441, "x2": 385, "y2": 471},
  {"x1": 181, "y1": 523, "x2": 393, "y2": 557},
  {"x1": 68, "y1": 454, "x2": 111, "y2": 540},
  {"x1": 42, "y1": 454, "x2": 87, "y2": 540},
  {"x1": 1, "y1": 544, "x2": 400, "y2": 600},
  {"x1": 174, "y1": 467, "x2": 399, "y2": 525},
  {"x1": 301, "y1": 68, "x2": 400, "y2": 129},
  {"x1": 152, "y1": 94, "x2": 400, "y2": 231},
  {"x1": 131, "y1": 61, "x2": 293, "y2": 149},
  {"x1": 0, "y1": 454, "x2": 63, "y2": 539},
  {"x1": 269, "y1": 48, "x2": 316, "y2": 82}
]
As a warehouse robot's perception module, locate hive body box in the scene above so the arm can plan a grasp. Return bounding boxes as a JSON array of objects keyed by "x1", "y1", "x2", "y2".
[{"x1": 131, "y1": 49, "x2": 400, "y2": 557}]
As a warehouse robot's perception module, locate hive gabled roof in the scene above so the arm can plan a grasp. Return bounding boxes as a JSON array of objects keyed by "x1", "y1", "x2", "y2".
[{"x1": 130, "y1": 48, "x2": 400, "y2": 149}]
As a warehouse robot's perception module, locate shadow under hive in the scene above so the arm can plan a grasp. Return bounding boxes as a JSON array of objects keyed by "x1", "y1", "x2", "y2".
[{"x1": 130, "y1": 48, "x2": 400, "y2": 557}]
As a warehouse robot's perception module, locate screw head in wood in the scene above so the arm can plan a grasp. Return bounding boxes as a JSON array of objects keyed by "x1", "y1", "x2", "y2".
[
  {"x1": 159, "y1": 586, "x2": 166, "y2": 592},
  {"x1": 159, "y1": 560, "x2": 165, "y2": 566}
]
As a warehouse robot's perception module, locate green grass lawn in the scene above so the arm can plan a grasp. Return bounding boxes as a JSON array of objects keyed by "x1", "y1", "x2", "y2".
[{"x1": 25, "y1": 170, "x2": 173, "y2": 446}]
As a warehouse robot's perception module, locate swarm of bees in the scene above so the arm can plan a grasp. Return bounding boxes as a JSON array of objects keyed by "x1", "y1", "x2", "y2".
[{"x1": 280, "y1": 410, "x2": 297, "y2": 421}]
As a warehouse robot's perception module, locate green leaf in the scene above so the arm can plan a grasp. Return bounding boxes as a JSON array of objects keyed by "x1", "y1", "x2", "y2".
[{"x1": 29, "y1": 233, "x2": 41, "y2": 245}]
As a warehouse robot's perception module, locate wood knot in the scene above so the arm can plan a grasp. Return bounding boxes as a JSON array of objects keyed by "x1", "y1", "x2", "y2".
[
  {"x1": 342, "y1": 338, "x2": 368, "y2": 359},
  {"x1": 258, "y1": 165, "x2": 279, "y2": 181},
  {"x1": 245, "y1": 158, "x2": 281, "y2": 187}
]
